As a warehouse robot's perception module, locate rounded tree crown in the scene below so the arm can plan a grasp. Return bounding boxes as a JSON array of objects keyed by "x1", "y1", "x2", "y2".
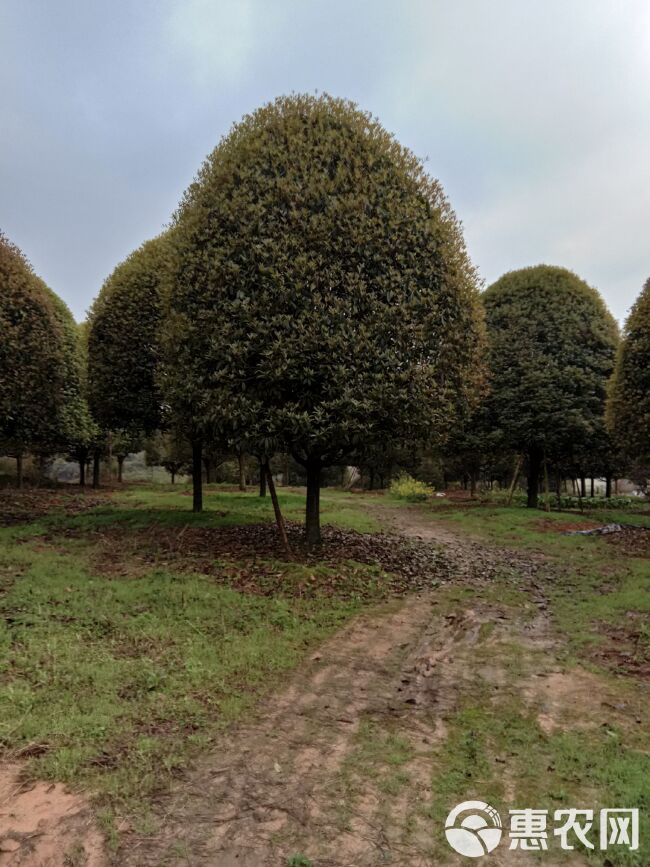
[
  {"x1": 483, "y1": 265, "x2": 618, "y2": 457},
  {"x1": 164, "y1": 93, "x2": 485, "y2": 457},
  {"x1": 607, "y1": 277, "x2": 650, "y2": 458},
  {"x1": 0, "y1": 232, "x2": 87, "y2": 453},
  {"x1": 87, "y1": 235, "x2": 167, "y2": 435},
  {"x1": 484, "y1": 265, "x2": 618, "y2": 355}
]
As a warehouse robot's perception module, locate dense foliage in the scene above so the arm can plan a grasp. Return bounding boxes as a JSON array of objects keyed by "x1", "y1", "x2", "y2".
[
  {"x1": 87, "y1": 236, "x2": 166, "y2": 437},
  {"x1": 0, "y1": 233, "x2": 89, "y2": 484},
  {"x1": 389, "y1": 473, "x2": 434, "y2": 501},
  {"x1": 484, "y1": 266, "x2": 619, "y2": 507},
  {"x1": 607, "y1": 278, "x2": 650, "y2": 463},
  {"x1": 163, "y1": 94, "x2": 485, "y2": 543}
]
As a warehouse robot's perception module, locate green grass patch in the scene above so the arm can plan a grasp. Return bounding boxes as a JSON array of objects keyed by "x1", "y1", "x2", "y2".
[
  {"x1": 116, "y1": 484, "x2": 381, "y2": 534},
  {"x1": 0, "y1": 513, "x2": 366, "y2": 830},
  {"x1": 427, "y1": 696, "x2": 650, "y2": 866}
]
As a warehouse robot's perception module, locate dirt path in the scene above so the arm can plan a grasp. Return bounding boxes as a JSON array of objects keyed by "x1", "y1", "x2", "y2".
[
  {"x1": 112, "y1": 505, "x2": 590, "y2": 867},
  {"x1": 0, "y1": 505, "x2": 595, "y2": 866}
]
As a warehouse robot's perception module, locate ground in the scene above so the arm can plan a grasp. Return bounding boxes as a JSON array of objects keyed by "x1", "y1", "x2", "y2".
[{"x1": 0, "y1": 485, "x2": 648, "y2": 866}]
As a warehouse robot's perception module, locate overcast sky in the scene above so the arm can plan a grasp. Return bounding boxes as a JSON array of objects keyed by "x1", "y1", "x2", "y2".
[{"x1": 1, "y1": 0, "x2": 649, "y2": 322}]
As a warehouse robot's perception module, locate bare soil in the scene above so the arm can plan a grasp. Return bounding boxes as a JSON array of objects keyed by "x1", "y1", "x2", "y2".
[
  {"x1": 111, "y1": 506, "x2": 591, "y2": 867},
  {"x1": 4, "y1": 502, "x2": 636, "y2": 866},
  {"x1": 0, "y1": 489, "x2": 110, "y2": 527},
  {"x1": 0, "y1": 765, "x2": 104, "y2": 866},
  {"x1": 39, "y1": 522, "x2": 452, "y2": 598}
]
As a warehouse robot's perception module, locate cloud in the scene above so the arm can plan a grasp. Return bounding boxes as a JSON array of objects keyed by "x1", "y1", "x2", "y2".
[
  {"x1": 1, "y1": 0, "x2": 648, "y2": 322},
  {"x1": 164, "y1": 0, "x2": 261, "y2": 86}
]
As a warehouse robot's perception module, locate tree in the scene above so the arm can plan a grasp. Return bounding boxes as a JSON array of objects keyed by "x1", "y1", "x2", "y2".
[
  {"x1": 61, "y1": 320, "x2": 100, "y2": 487},
  {"x1": 484, "y1": 266, "x2": 619, "y2": 508},
  {"x1": 0, "y1": 233, "x2": 82, "y2": 486},
  {"x1": 607, "y1": 277, "x2": 650, "y2": 464},
  {"x1": 144, "y1": 430, "x2": 191, "y2": 484},
  {"x1": 163, "y1": 94, "x2": 485, "y2": 545},
  {"x1": 87, "y1": 236, "x2": 166, "y2": 439}
]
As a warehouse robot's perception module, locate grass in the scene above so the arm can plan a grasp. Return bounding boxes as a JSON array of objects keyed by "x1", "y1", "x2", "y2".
[
  {"x1": 1, "y1": 482, "x2": 648, "y2": 863},
  {"x1": 0, "y1": 483, "x2": 381, "y2": 834},
  {"x1": 426, "y1": 694, "x2": 650, "y2": 866},
  {"x1": 119, "y1": 483, "x2": 382, "y2": 533},
  {"x1": 408, "y1": 498, "x2": 650, "y2": 659}
]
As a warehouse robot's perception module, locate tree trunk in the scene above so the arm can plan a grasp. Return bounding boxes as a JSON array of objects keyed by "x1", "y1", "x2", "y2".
[
  {"x1": 259, "y1": 460, "x2": 267, "y2": 497},
  {"x1": 16, "y1": 454, "x2": 23, "y2": 489},
  {"x1": 470, "y1": 473, "x2": 477, "y2": 497},
  {"x1": 527, "y1": 448, "x2": 542, "y2": 508},
  {"x1": 265, "y1": 461, "x2": 290, "y2": 555},
  {"x1": 590, "y1": 477, "x2": 595, "y2": 498},
  {"x1": 79, "y1": 456, "x2": 86, "y2": 487},
  {"x1": 614, "y1": 478, "x2": 619, "y2": 494},
  {"x1": 117, "y1": 456, "x2": 124, "y2": 483},
  {"x1": 238, "y1": 451, "x2": 246, "y2": 492},
  {"x1": 369, "y1": 468, "x2": 375, "y2": 491},
  {"x1": 506, "y1": 455, "x2": 522, "y2": 506},
  {"x1": 606, "y1": 476, "x2": 612, "y2": 498},
  {"x1": 580, "y1": 477, "x2": 587, "y2": 498},
  {"x1": 192, "y1": 440, "x2": 203, "y2": 513},
  {"x1": 171, "y1": 470, "x2": 176, "y2": 485},
  {"x1": 92, "y1": 450, "x2": 101, "y2": 489},
  {"x1": 305, "y1": 458, "x2": 322, "y2": 548}
]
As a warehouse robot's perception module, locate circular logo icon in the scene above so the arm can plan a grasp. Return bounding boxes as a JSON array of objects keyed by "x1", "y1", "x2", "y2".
[{"x1": 445, "y1": 800, "x2": 503, "y2": 857}]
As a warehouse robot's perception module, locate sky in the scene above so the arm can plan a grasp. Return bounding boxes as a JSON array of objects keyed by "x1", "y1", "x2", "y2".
[{"x1": 1, "y1": 0, "x2": 649, "y2": 323}]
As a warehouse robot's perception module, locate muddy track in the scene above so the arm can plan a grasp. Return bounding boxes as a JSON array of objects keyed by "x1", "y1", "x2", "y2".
[
  {"x1": 114, "y1": 508, "x2": 572, "y2": 867},
  {"x1": 0, "y1": 506, "x2": 584, "y2": 866}
]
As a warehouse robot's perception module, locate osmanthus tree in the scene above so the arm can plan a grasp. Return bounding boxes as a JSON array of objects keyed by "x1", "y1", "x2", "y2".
[
  {"x1": 0, "y1": 233, "x2": 81, "y2": 486},
  {"x1": 43, "y1": 290, "x2": 98, "y2": 484},
  {"x1": 87, "y1": 236, "x2": 167, "y2": 447},
  {"x1": 144, "y1": 429, "x2": 191, "y2": 484},
  {"x1": 607, "y1": 277, "x2": 650, "y2": 465},
  {"x1": 484, "y1": 266, "x2": 619, "y2": 508},
  {"x1": 163, "y1": 94, "x2": 485, "y2": 545}
]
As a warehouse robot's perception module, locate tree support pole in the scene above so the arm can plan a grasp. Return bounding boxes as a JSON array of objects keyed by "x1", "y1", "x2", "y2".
[
  {"x1": 506, "y1": 455, "x2": 522, "y2": 506},
  {"x1": 264, "y1": 461, "x2": 290, "y2": 555}
]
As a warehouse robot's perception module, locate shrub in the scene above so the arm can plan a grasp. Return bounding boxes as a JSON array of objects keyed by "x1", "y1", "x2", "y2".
[{"x1": 389, "y1": 473, "x2": 434, "y2": 502}]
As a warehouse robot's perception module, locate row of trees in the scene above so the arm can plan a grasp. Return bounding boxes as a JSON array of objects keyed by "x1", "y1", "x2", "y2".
[
  {"x1": 2, "y1": 94, "x2": 649, "y2": 535},
  {"x1": 84, "y1": 94, "x2": 486, "y2": 546}
]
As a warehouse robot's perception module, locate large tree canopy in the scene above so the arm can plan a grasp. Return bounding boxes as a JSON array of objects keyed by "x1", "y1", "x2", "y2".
[
  {"x1": 163, "y1": 93, "x2": 485, "y2": 544},
  {"x1": 484, "y1": 265, "x2": 619, "y2": 507},
  {"x1": 43, "y1": 284, "x2": 96, "y2": 458},
  {"x1": 607, "y1": 277, "x2": 650, "y2": 462},
  {"x1": 87, "y1": 235, "x2": 166, "y2": 438},
  {"x1": 0, "y1": 232, "x2": 86, "y2": 482}
]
